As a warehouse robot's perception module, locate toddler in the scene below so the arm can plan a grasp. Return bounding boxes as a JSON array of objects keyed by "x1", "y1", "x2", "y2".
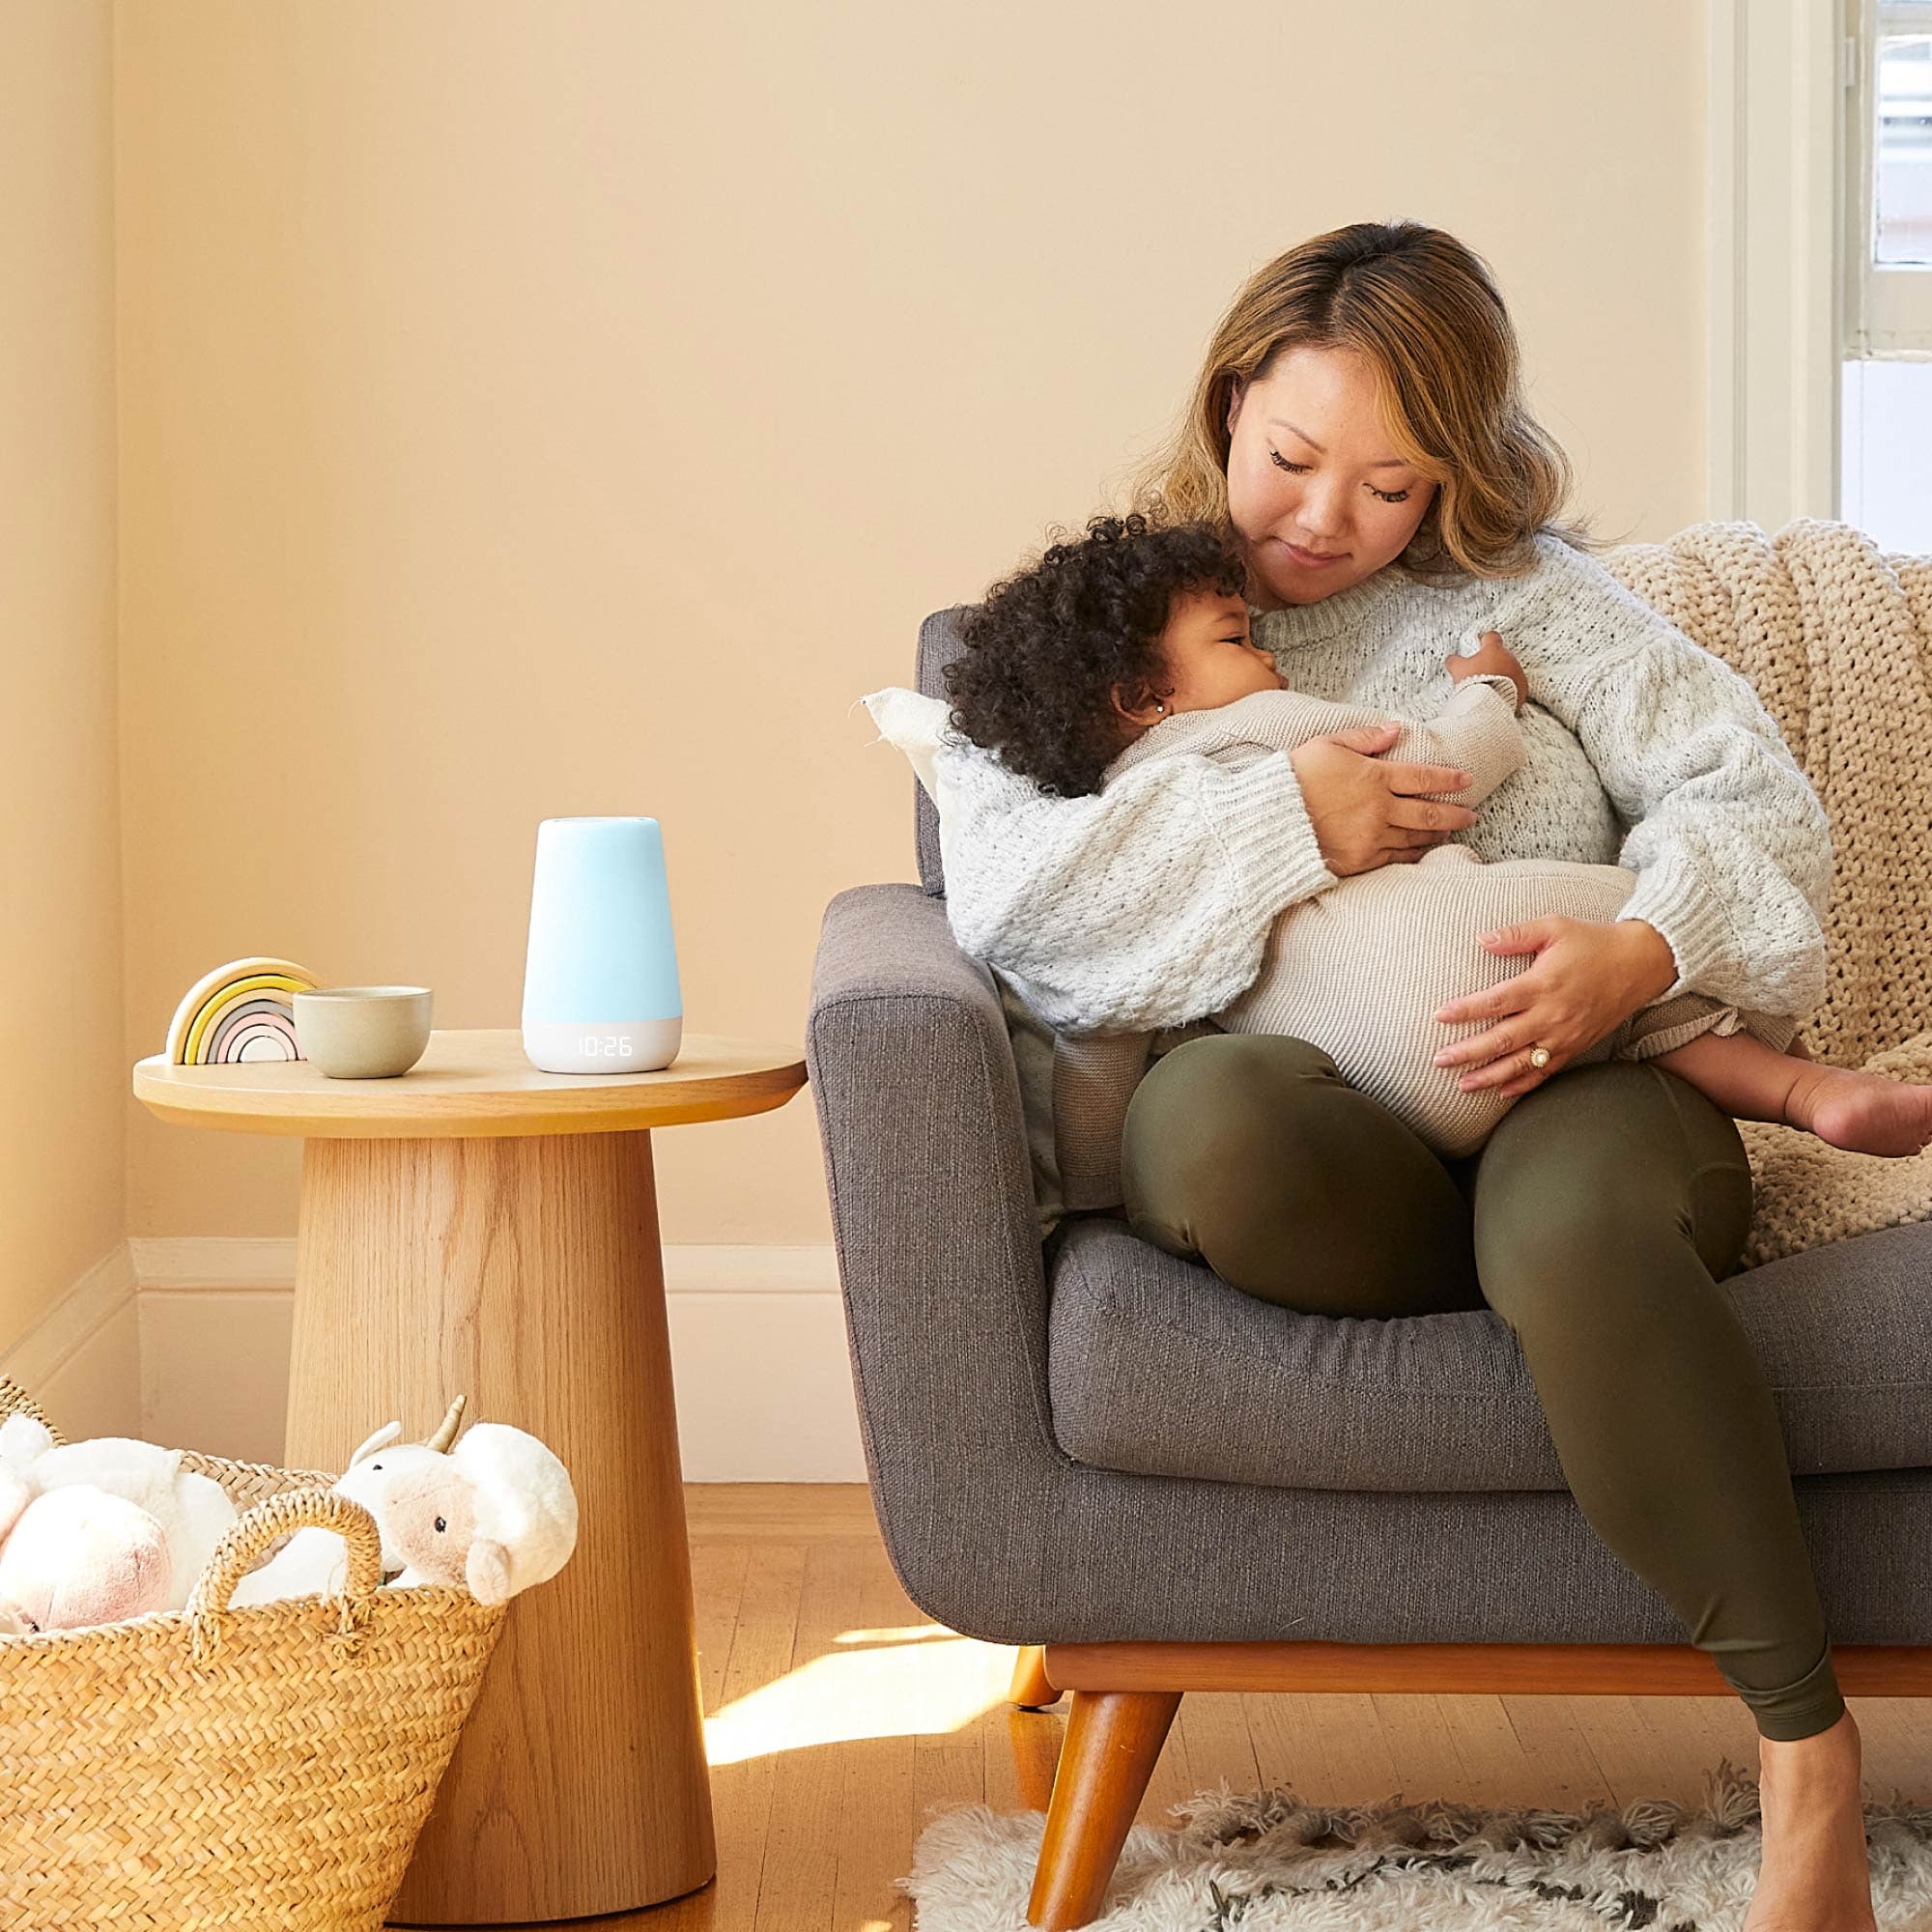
[{"x1": 938, "y1": 514, "x2": 1932, "y2": 1209}]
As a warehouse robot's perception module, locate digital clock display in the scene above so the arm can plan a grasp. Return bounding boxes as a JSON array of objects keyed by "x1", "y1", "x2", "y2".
[{"x1": 578, "y1": 1036, "x2": 636, "y2": 1058}]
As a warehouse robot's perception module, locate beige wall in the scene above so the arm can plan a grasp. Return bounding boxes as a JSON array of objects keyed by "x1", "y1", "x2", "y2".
[
  {"x1": 90, "y1": 4, "x2": 1708, "y2": 1262},
  {"x1": 0, "y1": 1, "x2": 129, "y2": 1416}
]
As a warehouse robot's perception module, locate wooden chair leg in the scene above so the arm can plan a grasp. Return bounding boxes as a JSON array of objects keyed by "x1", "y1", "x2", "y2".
[
  {"x1": 1006, "y1": 1707, "x2": 1063, "y2": 1815},
  {"x1": 1026, "y1": 1689, "x2": 1182, "y2": 1931},
  {"x1": 1010, "y1": 1643, "x2": 1061, "y2": 1709}
]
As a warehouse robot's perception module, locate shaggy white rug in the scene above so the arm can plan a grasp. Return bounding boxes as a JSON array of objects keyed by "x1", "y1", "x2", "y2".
[{"x1": 901, "y1": 1759, "x2": 1932, "y2": 1929}]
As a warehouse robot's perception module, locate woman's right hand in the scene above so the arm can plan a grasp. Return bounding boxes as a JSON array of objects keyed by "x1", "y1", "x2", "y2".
[{"x1": 1289, "y1": 724, "x2": 1478, "y2": 877}]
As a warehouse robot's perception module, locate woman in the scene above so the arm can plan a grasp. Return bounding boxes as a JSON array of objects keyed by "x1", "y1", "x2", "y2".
[{"x1": 944, "y1": 222, "x2": 1875, "y2": 1929}]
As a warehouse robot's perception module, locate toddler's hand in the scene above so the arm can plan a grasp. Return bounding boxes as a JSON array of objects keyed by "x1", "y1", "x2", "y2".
[{"x1": 1446, "y1": 630, "x2": 1528, "y2": 714}]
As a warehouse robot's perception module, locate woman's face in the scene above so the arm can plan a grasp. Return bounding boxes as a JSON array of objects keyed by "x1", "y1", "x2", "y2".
[{"x1": 1224, "y1": 343, "x2": 1437, "y2": 610}]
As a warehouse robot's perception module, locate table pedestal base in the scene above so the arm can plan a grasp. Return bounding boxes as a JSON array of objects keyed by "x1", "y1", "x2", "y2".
[{"x1": 286, "y1": 1128, "x2": 716, "y2": 1924}]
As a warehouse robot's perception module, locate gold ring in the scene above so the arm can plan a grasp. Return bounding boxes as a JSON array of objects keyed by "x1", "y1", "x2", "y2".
[{"x1": 1528, "y1": 1046, "x2": 1551, "y2": 1069}]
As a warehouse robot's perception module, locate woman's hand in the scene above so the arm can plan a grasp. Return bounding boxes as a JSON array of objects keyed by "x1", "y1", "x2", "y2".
[
  {"x1": 1290, "y1": 724, "x2": 1479, "y2": 877},
  {"x1": 1432, "y1": 917, "x2": 1678, "y2": 1097}
]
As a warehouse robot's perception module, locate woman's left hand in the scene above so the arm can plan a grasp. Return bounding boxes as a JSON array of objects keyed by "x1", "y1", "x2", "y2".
[{"x1": 1432, "y1": 917, "x2": 1672, "y2": 1098}]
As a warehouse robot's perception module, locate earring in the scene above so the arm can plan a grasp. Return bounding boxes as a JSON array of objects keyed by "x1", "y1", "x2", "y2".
[{"x1": 1154, "y1": 701, "x2": 1166, "y2": 715}]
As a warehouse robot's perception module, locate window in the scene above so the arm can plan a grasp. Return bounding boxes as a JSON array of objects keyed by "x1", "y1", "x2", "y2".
[
  {"x1": 1868, "y1": 13, "x2": 1932, "y2": 278},
  {"x1": 1842, "y1": 0, "x2": 1932, "y2": 549}
]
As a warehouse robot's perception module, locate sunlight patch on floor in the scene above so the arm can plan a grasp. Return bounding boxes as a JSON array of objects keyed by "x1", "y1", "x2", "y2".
[
  {"x1": 705, "y1": 1627, "x2": 1013, "y2": 1765},
  {"x1": 831, "y1": 1620, "x2": 964, "y2": 1646}
]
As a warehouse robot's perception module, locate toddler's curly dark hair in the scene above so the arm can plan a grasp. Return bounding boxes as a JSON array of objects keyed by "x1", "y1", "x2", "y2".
[{"x1": 941, "y1": 512, "x2": 1250, "y2": 797}]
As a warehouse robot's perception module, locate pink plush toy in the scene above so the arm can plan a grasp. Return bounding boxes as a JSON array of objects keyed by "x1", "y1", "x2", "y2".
[
  {"x1": 0, "y1": 1486, "x2": 172, "y2": 1634},
  {"x1": 0, "y1": 1411, "x2": 238, "y2": 1622}
]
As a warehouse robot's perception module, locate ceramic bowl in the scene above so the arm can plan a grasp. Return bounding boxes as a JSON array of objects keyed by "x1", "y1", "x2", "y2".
[{"x1": 294, "y1": 986, "x2": 433, "y2": 1078}]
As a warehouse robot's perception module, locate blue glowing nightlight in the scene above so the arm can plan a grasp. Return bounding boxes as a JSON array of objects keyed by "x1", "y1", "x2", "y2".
[{"x1": 521, "y1": 816, "x2": 683, "y2": 1073}]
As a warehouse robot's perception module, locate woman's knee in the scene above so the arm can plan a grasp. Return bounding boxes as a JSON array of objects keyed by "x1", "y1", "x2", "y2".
[
  {"x1": 1121, "y1": 1035, "x2": 1349, "y2": 1209},
  {"x1": 1472, "y1": 1058, "x2": 1755, "y2": 1308},
  {"x1": 1124, "y1": 1033, "x2": 1332, "y2": 1139},
  {"x1": 1119, "y1": 1033, "x2": 1480, "y2": 1313}
]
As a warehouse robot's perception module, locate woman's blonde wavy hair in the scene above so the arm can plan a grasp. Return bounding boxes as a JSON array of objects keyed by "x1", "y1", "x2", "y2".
[{"x1": 1124, "y1": 221, "x2": 1592, "y2": 580}]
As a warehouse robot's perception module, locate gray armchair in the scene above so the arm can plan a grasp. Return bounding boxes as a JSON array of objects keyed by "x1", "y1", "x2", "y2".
[{"x1": 806, "y1": 605, "x2": 1932, "y2": 1930}]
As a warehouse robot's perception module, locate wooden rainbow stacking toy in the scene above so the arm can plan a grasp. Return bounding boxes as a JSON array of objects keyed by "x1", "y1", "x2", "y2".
[{"x1": 166, "y1": 956, "x2": 323, "y2": 1065}]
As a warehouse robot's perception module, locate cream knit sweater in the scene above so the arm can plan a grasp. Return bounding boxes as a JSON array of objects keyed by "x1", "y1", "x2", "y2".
[
  {"x1": 939, "y1": 531, "x2": 1834, "y2": 1042},
  {"x1": 1051, "y1": 676, "x2": 1794, "y2": 1207}
]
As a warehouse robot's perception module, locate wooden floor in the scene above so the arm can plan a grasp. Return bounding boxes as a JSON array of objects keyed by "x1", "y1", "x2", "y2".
[{"x1": 533, "y1": 1485, "x2": 1932, "y2": 1931}]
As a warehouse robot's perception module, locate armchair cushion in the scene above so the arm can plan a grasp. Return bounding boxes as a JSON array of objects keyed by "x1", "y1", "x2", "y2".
[{"x1": 1047, "y1": 1215, "x2": 1932, "y2": 1492}]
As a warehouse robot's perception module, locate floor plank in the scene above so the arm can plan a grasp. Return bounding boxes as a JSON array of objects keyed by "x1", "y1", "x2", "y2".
[
  {"x1": 1561, "y1": 1690, "x2": 1679, "y2": 1811},
  {"x1": 1245, "y1": 1690, "x2": 1336, "y2": 1807},
  {"x1": 1437, "y1": 1692, "x2": 1533, "y2": 1807},
  {"x1": 698, "y1": 1537, "x2": 808, "y2": 1931},
  {"x1": 1175, "y1": 1688, "x2": 1264, "y2": 1823},
  {"x1": 1371, "y1": 1691, "x2": 1492, "y2": 1808},
  {"x1": 1309, "y1": 1690, "x2": 1403, "y2": 1806},
  {"x1": 692, "y1": 1540, "x2": 751, "y2": 1719},
  {"x1": 1630, "y1": 1692, "x2": 1749, "y2": 1811},
  {"x1": 1858, "y1": 1695, "x2": 1929, "y2": 1800},
  {"x1": 832, "y1": 1536, "x2": 919, "y2": 1932},
  {"x1": 750, "y1": 1539, "x2": 863, "y2": 1932},
  {"x1": 1497, "y1": 1692, "x2": 1618, "y2": 1813}
]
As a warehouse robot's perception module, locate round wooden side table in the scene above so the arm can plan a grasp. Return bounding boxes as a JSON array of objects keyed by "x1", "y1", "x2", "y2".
[{"x1": 132, "y1": 1029, "x2": 808, "y2": 1925}]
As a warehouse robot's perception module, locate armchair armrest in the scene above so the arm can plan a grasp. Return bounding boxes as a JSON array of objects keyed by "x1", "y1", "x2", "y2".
[{"x1": 806, "y1": 883, "x2": 1065, "y2": 1630}]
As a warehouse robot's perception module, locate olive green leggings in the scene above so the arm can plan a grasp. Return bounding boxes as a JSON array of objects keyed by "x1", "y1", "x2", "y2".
[{"x1": 1120, "y1": 1033, "x2": 1844, "y2": 1743}]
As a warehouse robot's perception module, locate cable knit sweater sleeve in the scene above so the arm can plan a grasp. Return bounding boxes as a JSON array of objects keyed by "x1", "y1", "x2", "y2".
[
  {"x1": 1504, "y1": 535, "x2": 1834, "y2": 1016},
  {"x1": 939, "y1": 739, "x2": 1338, "y2": 1032}
]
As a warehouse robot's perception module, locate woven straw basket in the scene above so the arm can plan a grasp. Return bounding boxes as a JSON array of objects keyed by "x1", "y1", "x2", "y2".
[{"x1": 0, "y1": 1377, "x2": 508, "y2": 1928}]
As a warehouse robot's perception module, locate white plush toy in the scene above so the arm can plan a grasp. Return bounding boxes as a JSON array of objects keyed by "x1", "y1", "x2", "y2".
[
  {"x1": 231, "y1": 1397, "x2": 578, "y2": 1610},
  {"x1": 0, "y1": 1412, "x2": 237, "y2": 1614}
]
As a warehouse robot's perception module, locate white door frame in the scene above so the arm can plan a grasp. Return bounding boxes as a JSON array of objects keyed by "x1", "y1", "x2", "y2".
[{"x1": 1707, "y1": 0, "x2": 1848, "y2": 527}]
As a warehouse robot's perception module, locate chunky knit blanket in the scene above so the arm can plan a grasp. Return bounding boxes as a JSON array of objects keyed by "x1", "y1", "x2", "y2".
[{"x1": 1600, "y1": 520, "x2": 1932, "y2": 1268}]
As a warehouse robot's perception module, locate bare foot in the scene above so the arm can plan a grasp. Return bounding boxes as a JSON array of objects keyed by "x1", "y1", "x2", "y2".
[
  {"x1": 1781, "y1": 1064, "x2": 1932, "y2": 1156},
  {"x1": 1744, "y1": 1709, "x2": 1878, "y2": 1932}
]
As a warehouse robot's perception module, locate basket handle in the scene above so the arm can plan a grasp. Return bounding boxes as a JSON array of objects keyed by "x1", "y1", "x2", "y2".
[{"x1": 187, "y1": 1488, "x2": 384, "y2": 1626}]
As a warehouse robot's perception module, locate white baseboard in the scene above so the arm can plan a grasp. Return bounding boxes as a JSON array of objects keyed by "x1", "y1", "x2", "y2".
[
  {"x1": 0, "y1": 1246, "x2": 142, "y2": 1441},
  {"x1": 125, "y1": 1237, "x2": 865, "y2": 1481}
]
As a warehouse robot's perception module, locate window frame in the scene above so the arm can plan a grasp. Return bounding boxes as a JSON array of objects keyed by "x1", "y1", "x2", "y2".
[{"x1": 1847, "y1": 0, "x2": 1932, "y2": 357}]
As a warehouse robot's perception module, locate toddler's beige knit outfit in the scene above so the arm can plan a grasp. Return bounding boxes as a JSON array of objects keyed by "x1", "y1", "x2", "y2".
[{"x1": 1052, "y1": 677, "x2": 1797, "y2": 1209}]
